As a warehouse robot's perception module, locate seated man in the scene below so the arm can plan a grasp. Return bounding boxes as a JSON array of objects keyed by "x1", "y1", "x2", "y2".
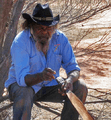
[{"x1": 5, "y1": 3, "x2": 88, "y2": 120}]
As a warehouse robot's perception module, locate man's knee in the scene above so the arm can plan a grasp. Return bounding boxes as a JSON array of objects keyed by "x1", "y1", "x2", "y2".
[
  {"x1": 73, "y1": 80, "x2": 88, "y2": 103},
  {"x1": 9, "y1": 83, "x2": 34, "y2": 101},
  {"x1": 19, "y1": 87, "x2": 34, "y2": 99}
]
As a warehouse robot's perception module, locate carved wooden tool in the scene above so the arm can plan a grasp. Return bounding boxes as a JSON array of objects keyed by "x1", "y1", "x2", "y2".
[{"x1": 56, "y1": 77, "x2": 94, "y2": 120}]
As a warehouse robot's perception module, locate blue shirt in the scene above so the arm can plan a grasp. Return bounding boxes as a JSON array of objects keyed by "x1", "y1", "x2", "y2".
[{"x1": 5, "y1": 29, "x2": 80, "y2": 93}]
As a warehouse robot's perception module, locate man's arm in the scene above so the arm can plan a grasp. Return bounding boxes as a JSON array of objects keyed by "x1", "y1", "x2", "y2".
[
  {"x1": 67, "y1": 70, "x2": 80, "y2": 83},
  {"x1": 25, "y1": 68, "x2": 56, "y2": 86},
  {"x1": 58, "y1": 70, "x2": 80, "y2": 96},
  {"x1": 59, "y1": 70, "x2": 80, "y2": 94},
  {"x1": 25, "y1": 73, "x2": 43, "y2": 86}
]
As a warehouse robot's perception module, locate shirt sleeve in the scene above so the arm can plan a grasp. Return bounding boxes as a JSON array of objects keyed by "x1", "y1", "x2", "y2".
[
  {"x1": 11, "y1": 40, "x2": 30, "y2": 86},
  {"x1": 60, "y1": 33, "x2": 80, "y2": 74}
]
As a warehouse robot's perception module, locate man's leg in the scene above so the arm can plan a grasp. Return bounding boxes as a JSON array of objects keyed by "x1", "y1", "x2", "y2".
[
  {"x1": 33, "y1": 84, "x2": 65, "y2": 102},
  {"x1": 34, "y1": 80, "x2": 88, "y2": 120},
  {"x1": 61, "y1": 80, "x2": 88, "y2": 120},
  {"x1": 9, "y1": 82, "x2": 34, "y2": 120}
]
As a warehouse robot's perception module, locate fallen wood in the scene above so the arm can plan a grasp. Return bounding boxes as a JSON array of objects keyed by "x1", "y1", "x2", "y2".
[
  {"x1": 34, "y1": 102, "x2": 61, "y2": 116},
  {"x1": 0, "y1": 103, "x2": 13, "y2": 112},
  {"x1": 0, "y1": 95, "x2": 9, "y2": 103}
]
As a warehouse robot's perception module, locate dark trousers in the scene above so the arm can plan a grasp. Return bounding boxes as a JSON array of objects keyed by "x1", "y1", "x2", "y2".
[{"x1": 9, "y1": 80, "x2": 88, "y2": 120}]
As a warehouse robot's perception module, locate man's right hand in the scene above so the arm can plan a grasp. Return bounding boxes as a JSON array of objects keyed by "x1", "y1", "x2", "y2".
[
  {"x1": 25, "y1": 68, "x2": 56, "y2": 86},
  {"x1": 41, "y1": 68, "x2": 56, "y2": 81}
]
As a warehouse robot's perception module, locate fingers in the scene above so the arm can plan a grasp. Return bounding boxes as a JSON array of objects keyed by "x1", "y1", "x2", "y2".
[
  {"x1": 58, "y1": 88, "x2": 66, "y2": 96},
  {"x1": 65, "y1": 82, "x2": 73, "y2": 91},
  {"x1": 47, "y1": 72, "x2": 55, "y2": 79},
  {"x1": 46, "y1": 68, "x2": 56, "y2": 79},
  {"x1": 42, "y1": 68, "x2": 56, "y2": 81},
  {"x1": 58, "y1": 83, "x2": 66, "y2": 96},
  {"x1": 45, "y1": 68, "x2": 56, "y2": 74},
  {"x1": 58, "y1": 81, "x2": 73, "y2": 96}
]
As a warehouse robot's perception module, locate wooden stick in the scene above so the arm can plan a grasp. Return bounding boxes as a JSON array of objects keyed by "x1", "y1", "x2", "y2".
[
  {"x1": 56, "y1": 77, "x2": 94, "y2": 120},
  {"x1": 66, "y1": 90, "x2": 94, "y2": 120}
]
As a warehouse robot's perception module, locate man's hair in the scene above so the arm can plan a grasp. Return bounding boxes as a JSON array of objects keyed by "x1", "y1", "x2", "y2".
[
  {"x1": 22, "y1": 19, "x2": 58, "y2": 30},
  {"x1": 22, "y1": 20, "x2": 34, "y2": 30}
]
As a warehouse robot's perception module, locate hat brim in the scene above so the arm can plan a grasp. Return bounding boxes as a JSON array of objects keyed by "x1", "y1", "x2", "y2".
[{"x1": 22, "y1": 13, "x2": 60, "y2": 26}]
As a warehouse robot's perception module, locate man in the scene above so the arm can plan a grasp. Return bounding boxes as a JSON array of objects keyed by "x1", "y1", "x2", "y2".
[{"x1": 5, "y1": 3, "x2": 88, "y2": 120}]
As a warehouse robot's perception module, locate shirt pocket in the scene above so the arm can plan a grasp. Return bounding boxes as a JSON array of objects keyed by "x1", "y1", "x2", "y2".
[{"x1": 47, "y1": 54, "x2": 62, "y2": 72}]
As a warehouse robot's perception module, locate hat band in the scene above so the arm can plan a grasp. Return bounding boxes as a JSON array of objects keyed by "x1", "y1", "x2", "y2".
[{"x1": 33, "y1": 17, "x2": 53, "y2": 21}]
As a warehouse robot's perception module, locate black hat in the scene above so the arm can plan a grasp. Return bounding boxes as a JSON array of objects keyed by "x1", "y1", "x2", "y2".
[{"x1": 22, "y1": 3, "x2": 60, "y2": 26}]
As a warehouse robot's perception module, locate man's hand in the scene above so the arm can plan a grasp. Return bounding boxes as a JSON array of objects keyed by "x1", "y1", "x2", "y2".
[
  {"x1": 41, "y1": 68, "x2": 56, "y2": 81},
  {"x1": 58, "y1": 78, "x2": 73, "y2": 96},
  {"x1": 64, "y1": 78, "x2": 73, "y2": 91},
  {"x1": 25, "y1": 68, "x2": 56, "y2": 86},
  {"x1": 57, "y1": 70, "x2": 80, "y2": 96}
]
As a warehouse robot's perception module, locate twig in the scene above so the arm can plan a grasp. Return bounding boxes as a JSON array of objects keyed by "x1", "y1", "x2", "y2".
[
  {"x1": 34, "y1": 102, "x2": 61, "y2": 116},
  {"x1": 60, "y1": 4, "x2": 111, "y2": 29},
  {"x1": 88, "y1": 88, "x2": 111, "y2": 95},
  {"x1": 0, "y1": 103, "x2": 13, "y2": 112},
  {"x1": 76, "y1": 50, "x2": 111, "y2": 57},
  {"x1": 96, "y1": 93, "x2": 108, "y2": 120},
  {"x1": 22, "y1": 0, "x2": 37, "y2": 13},
  {"x1": 85, "y1": 99, "x2": 111, "y2": 104}
]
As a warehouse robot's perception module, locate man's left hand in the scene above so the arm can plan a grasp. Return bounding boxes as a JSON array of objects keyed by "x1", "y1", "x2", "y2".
[
  {"x1": 58, "y1": 78, "x2": 73, "y2": 96},
  {"x1": 64, "y1": 78, "x2": 73, "y2": 91}
]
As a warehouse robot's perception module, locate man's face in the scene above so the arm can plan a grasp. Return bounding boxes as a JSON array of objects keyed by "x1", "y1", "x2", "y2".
[
  {"x1": 31, "y1": 23, "x2": 56, "y2": 55},
  {"x1": 31, "y1": 24, "x2": 55, "y2": 44}
]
